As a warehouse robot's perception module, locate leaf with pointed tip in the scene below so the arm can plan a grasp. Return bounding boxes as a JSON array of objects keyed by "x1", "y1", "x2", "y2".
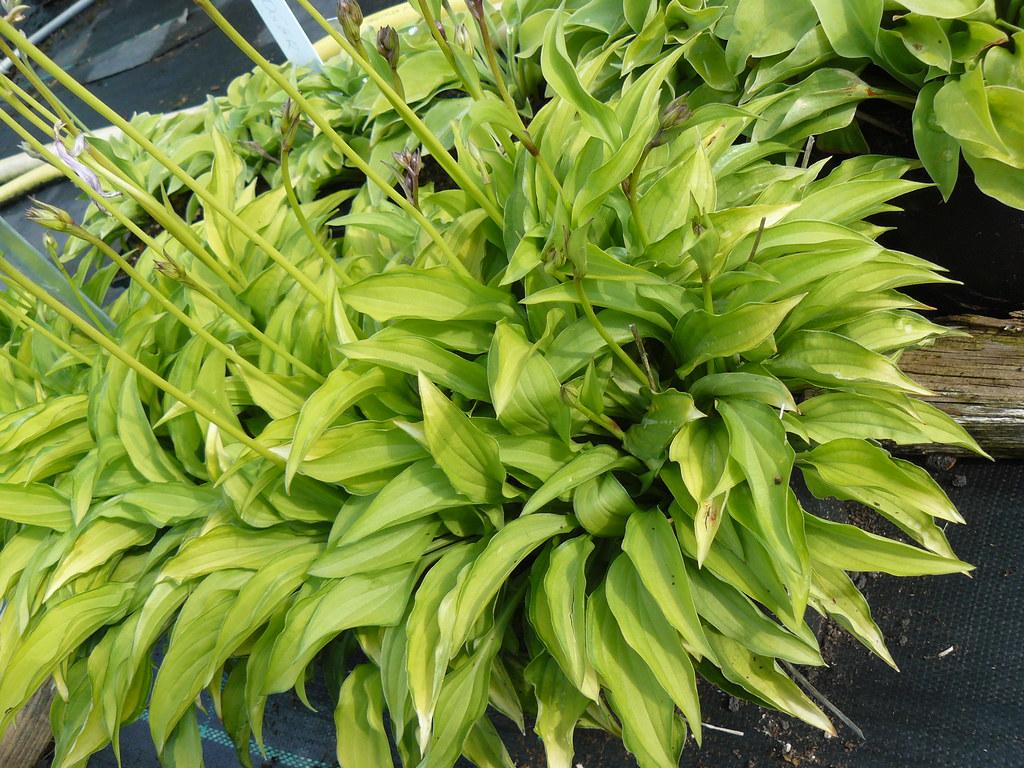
[
  {"x1": 622, "y1": 510, "x2": 713, "y2": 661},
  {"x1": 419, "y1": 373, "x2": 505, "y2": 504},
  {"x1": 587, "y1": 585, "x2": 686, "y2": 768},
  {"x1": 335, "y1": 664, "x2": 393, "y2": 768},
  {"x1": 605, "y1": 555, "x2": 703, "y2": 742},
  {"x1": 525, "y1": 655, "x2": 590, "y2": 768},
  {"x1": 451, "y1": 514, "x2": 576, "y2": 652}
]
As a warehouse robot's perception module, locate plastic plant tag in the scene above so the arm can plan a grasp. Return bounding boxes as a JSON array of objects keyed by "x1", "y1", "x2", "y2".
[{"x1": 250, "y1": 0, "x2": 323, "y2": 71}]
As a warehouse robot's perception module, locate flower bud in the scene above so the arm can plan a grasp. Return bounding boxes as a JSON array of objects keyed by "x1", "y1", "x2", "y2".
[
  {"x1": 659, "y1": 96, "x2": 692, "y2": 132},
  {"x1": 466, "y1": 0, "x2": 484, "y2": 23},
  {"x1": 26, "y1": 200, "x2": 75, "y2": 232},
  {"x1": 376, "y1": 25, "x2": 399, "y2": 71},
  {"x1": 337, "y1": 0, "x2": 363, "y2": 48},
  {"x1": 454, "y1": 23, "x2": 472, "y2": 53}
]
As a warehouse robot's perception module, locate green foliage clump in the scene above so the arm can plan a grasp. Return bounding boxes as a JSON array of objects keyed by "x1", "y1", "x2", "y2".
[{"x1": 0, "y1": 1, "x2": 987, "y2": 767}]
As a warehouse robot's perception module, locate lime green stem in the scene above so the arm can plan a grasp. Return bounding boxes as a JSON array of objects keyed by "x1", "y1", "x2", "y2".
[
  {"x1": 0, "y1": 36, "x2": 76, "y2": 128},
  {"x1": 0, "y1": 108, "x2": 316, "y2": 380},
  {"x1": 0, "y1": 345, "x2": 41, "y2": 382},
  {"x1": 0, "y1": 16, "x2": 328, "y2": 305},
  {"x1": 0, "y1": 299, "x2": 93, "y2": 365},
  {"x1": 416, "y1": 0, "x2": 484, "y2": 101},
  {"x1": 574, "y1": 277, "x2": 650, "y2": 388},
  {"x1": 280, "y1": 146, "x2": 345, "y2": 282},
  {"x1": 0, "y1": 103, "x2": 245, "y2": 298},
  {"x1": 290, "y1": 0, "x2": 504, "y2": 228},
  {"x1": 564, "y1": 389, "x2": 625, "y2": 440},
  {"x1": 70, "y1": 227, "x2": 301, "y2": 406},
  {"x1": 0, "y1": 260, "x2": 282, "y2": 465},
  {"x1": 193, "y1": 0, "x2": 472, "y2": 280}
]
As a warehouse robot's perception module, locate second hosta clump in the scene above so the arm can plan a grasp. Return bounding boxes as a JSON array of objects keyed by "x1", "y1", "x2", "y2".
[{"x1": 0, "y1": 1, "x2": 984, "y2": 766}]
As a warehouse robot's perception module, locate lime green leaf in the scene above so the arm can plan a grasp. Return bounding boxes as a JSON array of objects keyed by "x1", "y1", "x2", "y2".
[
  {"x1": 624, "y1": 390, "x2": 704, "y2": 463},
  {"x1": 0, "y1": 483, "x2": 73, "y2": 531},
  {"x1": 605, "y1": 555, "x2": 702, "y2": 742},
  {"x1": 587, "y1": 585, "x2": 686, "y2": 768},
  {"x1": 150, "y1": 570, "x2": 251, "y2": 752},
  {"x1": 794, "y1": 393, "x2": 986, "y2": 456},
  {"x1": 342, "y1": 267, "x2": 515, "y2": 323},
  {"x1": 917, "y1": 81, "x2": 962, "y2": 199},
  {"x1": 808, "y1": 0, "x2": 882, "y2": 58},
  {"x1": 488, "y1": 323, "x2": 570, "y2": 439},
  {"x1": 572, "y1": 474, "x2": 637, "y2": 537},
  {"x1": 0, "y1": 583, "x2": 133, "y2": 736},
  {"x1": 717, "y1": 399, "x2": 805, "y2": 585},
  {"x1": 622, "y1": 510, "x2": 713, "y2": 660},
  {"x1": 689, "y1": 372, "x2": 797, "y2": 413},
  {"x1": 407, "y1": 543, "x2": 480, "y2": 752},
  {"x1": 524, "y1": 655, "x2": 591, "y2": 768},
  {"x1": 46, "y1": 519, "x2": 155, "y2": 598},
  {"x1": 451, "y1": 514, "x2": 576, "y2": 652},
  {"x1": 706, "y1": 630, "x2": 835, "y2": 735},
  {"x1": 263, "y1": 565, "x2": 417, "y2": 695},
  {"x1": 542, "y1": 536, "x2": 599, "y2": 699},
  {"x1": 312, "y1": 519, "x2": 440, "y2": 578},
  {"x1": 159, "y1": 707, "x2": 204, "y2": 768},
  {"x1": 341, "y1": 337, "x2": 489, "y2": 401},
  {"x1": 118, "y1": 371, "x2": 186, "y2": 483},
  {"x1": 672, "y1": 296, "x2": 803, "y2": 377},
  {"x1": 804, "y1": 515, "x2": 973, "y2": 575},
  {"x1": 335, "y1": 664, "x2": 393, "y2": 768},
  {"x1": 687, "y1": 564, "x2": 822, "y2": 666},
  {"x1": 768, "y1": 329, "x2": 932, "y2": 395},
  {"x1": 809, "y1": 564, "x2": 896, "y2": 669},
  {"x1": 541, "y1": 11, "x2": 621, "y2": 146},
  {"x1": 419, "y1": 373, "x2": 505, "y2": 504},
  {"x1": 522, "y1": 446, "x2": 636, "y2": 515},
  {"x1": 285, "y1": 367, "x2": 387, "y2": 490}
]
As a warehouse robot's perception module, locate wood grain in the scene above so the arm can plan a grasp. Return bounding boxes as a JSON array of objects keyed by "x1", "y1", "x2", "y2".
[
  {"x1": 0, "y1": 684, "x2": 53, "y2": 767},
  {"x1": 900, "y1": 315, "x2": 1024, "y2": 457}
]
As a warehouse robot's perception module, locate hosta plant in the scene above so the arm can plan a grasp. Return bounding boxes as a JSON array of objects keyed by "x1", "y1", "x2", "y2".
[
  {"x1": 536, "y1": 0, "x2": 1024, "y2": 208},
  {"x1": 0, "y1": 1, "x2": 984, "y2": 767}
]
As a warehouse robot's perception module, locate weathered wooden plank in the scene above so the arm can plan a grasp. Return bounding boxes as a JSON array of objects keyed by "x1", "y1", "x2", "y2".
[
  {"x1": 900, "y1": 315, "x2": 1024, "y2": 457},
  {"x1": 0, "y1": 684, "x2": 54, "y2": 767}
]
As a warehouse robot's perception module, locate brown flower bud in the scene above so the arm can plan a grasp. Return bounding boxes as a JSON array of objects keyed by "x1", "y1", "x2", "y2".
[{"x1": 376, "y1": 25, "x2": 399, "y2": 70}]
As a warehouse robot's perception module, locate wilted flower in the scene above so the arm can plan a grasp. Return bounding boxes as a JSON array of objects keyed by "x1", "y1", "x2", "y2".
[
  {"x1": 280, "y1": 98, "x2": 303, "y2": 152},
  {"x1": 52, "y1": 122, "x2": 119, "y2": 199}
]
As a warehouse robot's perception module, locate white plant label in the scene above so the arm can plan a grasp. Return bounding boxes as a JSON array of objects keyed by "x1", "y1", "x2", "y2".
[{"x1": 250, "y1": 0, "x2": 323, "y2": 71}]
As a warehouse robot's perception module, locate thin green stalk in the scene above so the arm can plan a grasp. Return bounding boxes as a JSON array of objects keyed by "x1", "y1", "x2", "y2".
[
  {"x1": 0, "y1": 260, "x2": 283, "y2": 465},
  {"x1": 181, "y1": 275, "x2": 324, "y2": 382},
  {"x1": 0, "y1": 82, "x2": 53, "y2": 135},
  {"x1": 0, "y1": 17, "x2": 329, "y2": 306},
  {"x1": 473, "y1": 5, "x2": 520, "y2": 129},
  {"x1": 289, "y1": 0, "x2": 505, "y2": 227},
  {"x1": 0, "y1": 109, "x2": 316, "y2": 381},
  {"x1": 280, "y1": 146, "x2": 344, "y2": 281},
  {"x1": 0, "y1": 35, "x2": 76, "y2": 128},
  {"x1": 574, "y1": 277, "x2": 650, "y2": 388},
  {"x1": 416, "y1": 0, "x2": 484, "y2": 100},
  {"x1": 626, "y1": 146, "x2": 653, "y2": 250},
  {"x1": 563, "y1": 387, "x2": 625, "y2": 439},
  {"x1": 191, "y1": 1, "x2": 473, "y2": 279},
  {"x1": 0, "y1": 300, "x2": 93, "y2": 365},
  {"x1": 0, "y1": 344, "x2": 42, "y2": 382},
  {"x1": 0, "y1": 103, "x2": 246, "y2": 296},
  {"x1": 0, "y1": 72, "x2": 60, "y2": 125},
  {"x1": 68, "y1": 227, "x2": 301, "y2": 405}
]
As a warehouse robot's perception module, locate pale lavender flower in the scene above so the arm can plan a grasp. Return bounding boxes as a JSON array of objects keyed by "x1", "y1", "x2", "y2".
[{"x1": 52, "y1": 122, "x2": 119, "y2": 198}]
